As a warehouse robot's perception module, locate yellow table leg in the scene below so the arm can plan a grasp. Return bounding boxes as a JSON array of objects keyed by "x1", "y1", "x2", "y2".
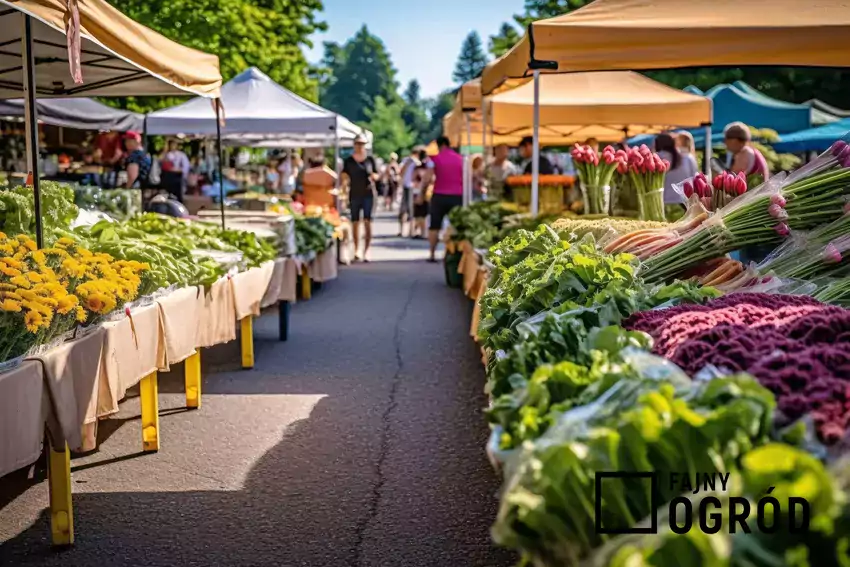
[
  {"x1": 301, "y1": 268, "x2": 312, "y2": 300},
  {"x1": 48, "y1": 442, "x2": 74, "y2": 547},
  {"x1": 139, "y1": 372, "x2": 159, "y2": 452},
  {"x1": 184, "y1": 350, "x2": 202, "y2": 409},
  {"x1": 241, "y1": 316, "x2": 254, "y2": 369}
]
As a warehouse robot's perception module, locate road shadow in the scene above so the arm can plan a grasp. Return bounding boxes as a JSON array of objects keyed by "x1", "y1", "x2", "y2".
[{"x1": 0, "y1": 257, "x2": 513, "y2": 567}]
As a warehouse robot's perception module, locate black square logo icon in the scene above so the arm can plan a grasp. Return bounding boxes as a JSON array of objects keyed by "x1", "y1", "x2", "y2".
[{"x1": 595, "y1": 471, "x2": 659, "y2": 534}]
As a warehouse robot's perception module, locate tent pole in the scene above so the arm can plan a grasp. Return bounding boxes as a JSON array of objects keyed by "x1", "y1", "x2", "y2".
[
  {"x1": 21, "y1": 14, "x2": 43, "y2": 248},
  {"x1": 466, "y1": 113, "x2": 473, "y2": 205},
  {"x1": 215, "y1": 98, "x2": 225, "y2": 230},
  {"x1": 704, "y1": 123, "x2": 713, "y2": 176},
  {"x1": 333, "y1": 116, "x2": 340, "y2": 210},
  {"x1": 481, "y1": 97, "x2": 488, "y2": 180},
  {"x1": 531, "y1": 69, "x2": 540, "y2": 216}
]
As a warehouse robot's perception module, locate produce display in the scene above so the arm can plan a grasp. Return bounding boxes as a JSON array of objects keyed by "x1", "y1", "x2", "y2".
[
  {"x1": 505, "y1": 175, "x2": 577, "y2": 215},
  {"x1": 493, "y1": 364, "x2": 774, "y2": 565},
  {"x1": 624, "y1": 293, "x2": 850, "y2": 444},
  {"x1": 294, "y1": 214, "x2": 335, "y2": 256},
  {"x1": 446, "y1": 200, "x2": 515, "y2": 248},
  {"x1": 0, "y1": 232, "x2": 148, "y2": 360},
  {"x1": 639, "y1": 158, "x2": 850, "y2": 283},
  {"x1": 73, "y1": 186, "x2": 142, "y2": 220},
  {"x1": 0, "y1": 181, "x2": 77, "y2": 242},
  {"x1": 592, "y1": 444, "x2": 849, "y2": 567},
  {"x1": 551, "y1": 216, "x2": 668, "y2": 243},
  {"x1": 0, "y1": 179, "x2": 333, "y2": 364},
  {"x1": 73, "y1": 220, "x2": 225, "y2": 293},
  {"x1": 124, "y1": 213, "x2": 277, "y2": 268},
  {"x1": 447, "y1": 141, "x2": 850, "y2": 566}
]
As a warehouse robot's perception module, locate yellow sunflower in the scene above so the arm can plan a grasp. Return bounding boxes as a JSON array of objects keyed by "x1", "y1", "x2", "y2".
[
  {"x1": 0, "y1": 298, "x2": 22, "y2": 312},
  {"x1": 24, "y1": 310, "x2": 44, "y2": 333}
]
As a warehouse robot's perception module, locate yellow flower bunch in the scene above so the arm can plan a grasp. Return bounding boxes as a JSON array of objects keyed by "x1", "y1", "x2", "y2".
[{"x1": 0, "y1": 233, "x2": 149, "y2": 339}]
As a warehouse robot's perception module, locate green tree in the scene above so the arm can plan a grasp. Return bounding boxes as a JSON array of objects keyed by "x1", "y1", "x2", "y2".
[
  {"x1": 401, "y1": 80, "x2": 430, "y2": 145},
  {"x1": 320, "y1": 25, "x2": 400, "y2": 123},
  {"x1": 452, "y1": 32, "x2": 488, "y2": 84},
  {"x1": 489, "y1": 0, "x2": 591, "y2": 58},
  {"x1": 403, "y1": 79, "x2": 422, "y2": 106},
  {"x1": 489, "y1": 23, "x2": 521, "y2": 58},
  {"x1": 115, "y1": 0, "x2": 325, "y2": 111},
  {"x1": 424, "y1": 90, "x2": 457, "y2": 142},
  {"x1": 363, "y1": 97, "x2": 414, "y2": 159}
]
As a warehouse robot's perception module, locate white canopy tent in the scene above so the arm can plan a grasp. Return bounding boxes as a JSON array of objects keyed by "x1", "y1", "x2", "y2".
[
  {"x1": 147, "y1": 67, "x2": 369, "y2": 185},
  {"x1": 230, "y1": 115, "x2": 373, "y2": 149},
  {"x1": 146, "y1": 67, "x2": 366, "y2": 140}
]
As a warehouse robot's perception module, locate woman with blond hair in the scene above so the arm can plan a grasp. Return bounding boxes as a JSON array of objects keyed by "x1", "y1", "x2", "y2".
[{"x1": 675, "y1": 131, "x2": 700, "y2": 172}]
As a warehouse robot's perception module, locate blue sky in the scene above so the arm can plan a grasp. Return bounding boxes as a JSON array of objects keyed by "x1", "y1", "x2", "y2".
[{"x1": 306, "y1": 0, "x2": 524, "y2": 99}]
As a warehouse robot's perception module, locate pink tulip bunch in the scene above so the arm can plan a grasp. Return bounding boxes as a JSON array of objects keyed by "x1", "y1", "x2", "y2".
[
  {"x1": 620, "y1": 144, "x2": 669, "y2": 221},
  {"x1": 683, "y1": 171, "x2": 747, "y2": 211},
  {"x1": 571, "y1": 144, "x2": 619, "y2": 214}
]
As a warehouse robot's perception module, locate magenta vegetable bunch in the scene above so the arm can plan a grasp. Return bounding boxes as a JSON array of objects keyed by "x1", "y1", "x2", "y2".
[{"x1": 623, "y1": 293, "x2": 850, "y2": 444}]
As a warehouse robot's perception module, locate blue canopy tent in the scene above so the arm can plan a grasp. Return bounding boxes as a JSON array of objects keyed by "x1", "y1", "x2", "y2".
[
  {"x1": 773, "y1": 119, "x2": 850, "y2": 153},
  {"x1": 629, "y1": 82, "x2": 811, "y2": 148}
]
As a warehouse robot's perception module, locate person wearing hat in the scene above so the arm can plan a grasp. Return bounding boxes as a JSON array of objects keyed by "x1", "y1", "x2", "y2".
[
  {"x1": 122, "y1": 131, "x2": 152, "y2": 189},
  {"x1": 341, "y1": 134, "x2": 379, "y2": 261},
  {"x1": 381, "y1": 151, "x2": 400, "y2": 211}
]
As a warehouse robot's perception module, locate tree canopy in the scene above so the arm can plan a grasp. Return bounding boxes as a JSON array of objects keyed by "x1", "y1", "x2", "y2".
[
  {"x1": 116, "y1": 0, "x2": 325, "y2": 112},
  {"x1": 319, "y1": 25, "x2": 400, "y2": 124},
  {"x1": 489, "y1": 0, "x2": 589, "y2": 58},
  {"x1": 452, "y1": 32, "x2": 489, "y2": 84},
  {"x1": 363, "y1": 97, "x2": 415, "y2": 159}
]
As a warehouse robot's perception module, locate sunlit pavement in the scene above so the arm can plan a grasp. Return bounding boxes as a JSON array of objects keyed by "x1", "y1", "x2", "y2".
[{"x1": 0, "y1": 210, "x2": 513, "y2": 567}]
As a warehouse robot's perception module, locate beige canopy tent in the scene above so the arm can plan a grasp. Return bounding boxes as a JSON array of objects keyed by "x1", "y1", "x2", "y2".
[
  {"x1": 0, "y1": 0, "x2": 222, "y2": 98},
  {"x1": 488, "y1": 71, "x2": 711, "y2": 141},
  {"x1": 0, "y1": 0, "x2": 222, "y2": 243},
  {"x1": 482, "y1": 0, "x2": 850, "y2": 95},
  {"x1": 0, "y1": 3, "x2": 220, "y2": 547}
]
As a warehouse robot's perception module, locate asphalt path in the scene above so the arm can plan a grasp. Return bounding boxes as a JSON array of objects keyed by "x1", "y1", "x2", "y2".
[{"x1": 0, "y1": 210, "x2": 514, "y2": 567}]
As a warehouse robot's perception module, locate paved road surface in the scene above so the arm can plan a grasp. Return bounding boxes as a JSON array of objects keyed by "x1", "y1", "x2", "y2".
[{"x1": 0, "y1": 211, "x2": 514, "y2": 567}]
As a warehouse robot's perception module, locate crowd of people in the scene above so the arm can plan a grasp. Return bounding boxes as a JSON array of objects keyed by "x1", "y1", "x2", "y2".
[{"x1": 339, "y1": 119, "x2": 773, "y2": 264}]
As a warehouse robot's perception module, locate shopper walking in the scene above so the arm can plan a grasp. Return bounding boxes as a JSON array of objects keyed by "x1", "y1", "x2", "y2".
[
  {"x1": 398, "y1": 147, "x2": 420, "y2": 236},
  {"x1": 410, "y1": 148, "x2": 431, "y2": 238},
  {"x1": 422, "y1": 136, "x2": 463, "y2": 263},
  {"x1": 383, "y1": 152, "x2": 400, "y2": 211},
  {"x1": 341, "y1": 134, "x2": 379, "y2": 261}
]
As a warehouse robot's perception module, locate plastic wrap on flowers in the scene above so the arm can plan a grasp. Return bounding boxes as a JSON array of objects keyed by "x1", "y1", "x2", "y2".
[
  {"x1": 675, "y1": 171, "x2": 748, "y2": 212},
  {"x1": 757, "y1": 213, "x2": 850, "y2": 281},
  {"x1": 579, "y1": 182, "x2": 611, "y2": 215},
  {"x1": 640, "y1": 175, "x2": 801, "y2": 283}
]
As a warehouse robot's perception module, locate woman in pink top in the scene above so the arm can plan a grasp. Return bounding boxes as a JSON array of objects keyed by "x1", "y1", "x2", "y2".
[
  {"x1": 424, "y1": 136, "x2": 464, "y2": 262},
  {"x1": 724, "y1": 122, "x2": 770, "y2": 181}
]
